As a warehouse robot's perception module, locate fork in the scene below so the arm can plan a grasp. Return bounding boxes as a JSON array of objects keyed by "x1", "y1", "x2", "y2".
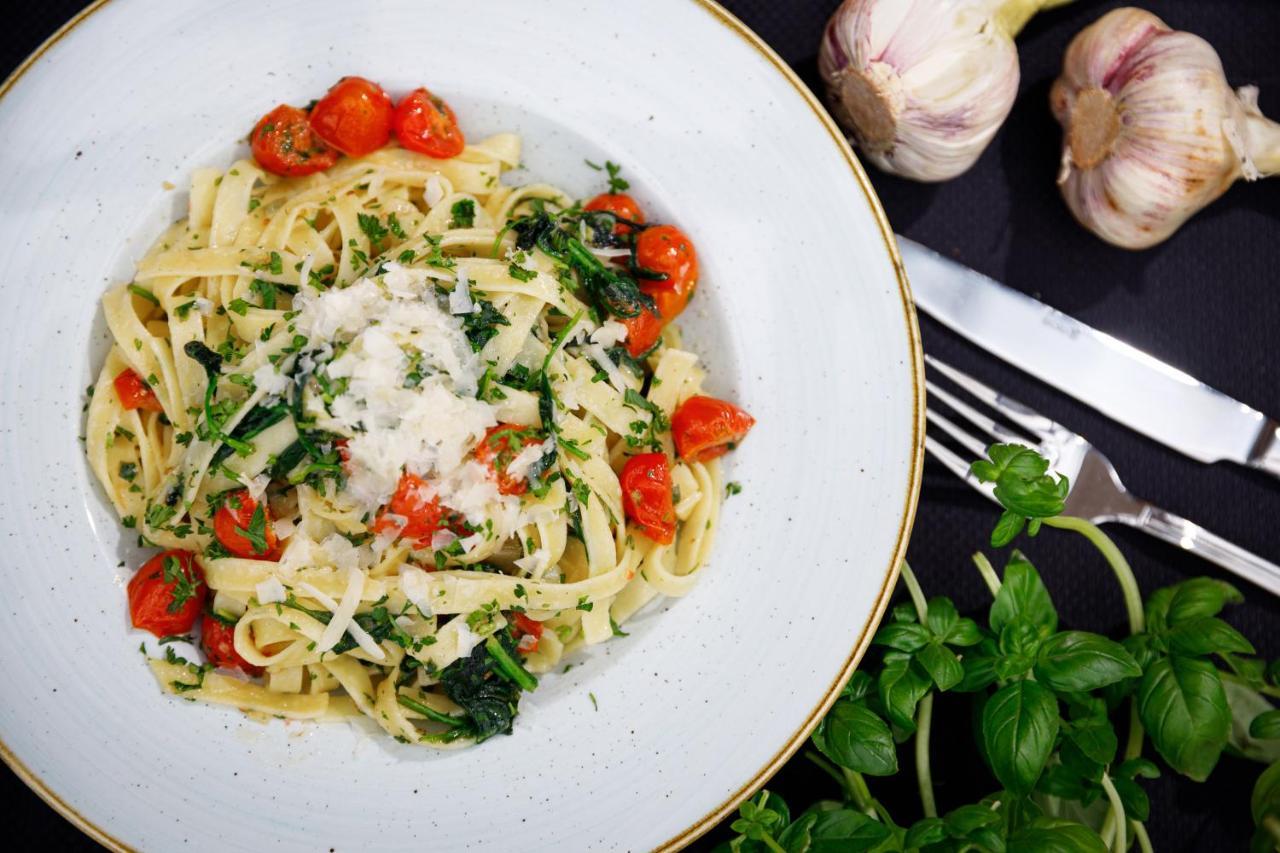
[{"x1": 923, "y1": 355, "x2": 1280, "y2": 597}]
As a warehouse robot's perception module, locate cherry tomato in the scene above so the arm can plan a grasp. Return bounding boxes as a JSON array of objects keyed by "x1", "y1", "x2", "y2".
[
  {"x1": 249, "y1": 104, "x2": 340, "y2": 177},
  {"x1": 213, "y1": 489, "x2": 279, "y2": 560},
  {"x1": 474, "y1": 424, "x2": 540, "y2": 496},
  {"x1": 584, "y1": 193, "x2": 645, "y2": 235},
  {"x1": 619, "y1": 306, "x2": 665, "y2": 358},
  {"x1": 636, "y1": 225, "x2": 698, "y2": 320},
  {"x1": 201, "y1": 612, "x2": 262, "y2": 676},
  {"x1": 309, "y1": 76, "x2": 394, "y2": 157},
  {"x1": 620, "y1": 453, "x2": 676, "y2": 544},
  {"x1": 372, "y1": 472, "x2": 463, "y2": 547},
  {"x1": 671, "y1": 395, "x2": 756, "y2": 463},
  {"x1": 127, "y1": 550, "x2": 206, "y2": 637},
  {"x1": 392, "y1": 87, "x2": 466, "y2": 159},
  {"x1": 511, "y1": 612, "x2": 543, "y2": 654},
  {"x1": 113, "y1": 368, "x2": 163, "y2": 412}
]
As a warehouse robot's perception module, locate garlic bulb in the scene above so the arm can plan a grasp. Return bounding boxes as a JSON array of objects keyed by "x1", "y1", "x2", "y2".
[
  {"x1": 1052, "y1": 8, "x2": 1280, "y2": 249},
  {"x1": 818, "y1": 0, "x2": 1071, "y2": 181}
]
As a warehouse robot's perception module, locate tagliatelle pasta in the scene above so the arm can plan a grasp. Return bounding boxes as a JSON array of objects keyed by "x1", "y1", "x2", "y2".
[{"x1": 85, "y1": 85, "x2": 755, "y2": 748}]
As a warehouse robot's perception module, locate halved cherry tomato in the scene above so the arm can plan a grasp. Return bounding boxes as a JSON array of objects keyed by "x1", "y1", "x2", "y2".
[
  {"x1": 392, "y1": 87, "x2": 466, "y2": 159},
  {"x1": 201, "y1": 612, "x2": 263, "y2": 676},
  {"x1": 619, "y1": 306, "x2": 665, "y2": 358},
  {"x1": 512, "y1": 612, "x2": 544, "y2": 654},
  {"x1": 127, "y1": 550, "x2": 206, "y2": 637},
  {"x1": 113, "y1": 368, "x2": 164, "y2": 412},
  {"x1": 620, "y1": 453, "x2": 676, "y2": 544},
  {"x1": 372, "y1": 472, "x2": 464, "y2": 547},
  {"x1": 213, "y1": 489, "x2": 279, "y2": 560},
  {"x1": 309, "y1": 76, "x2": 394, "y2": 157},
  {"x1": 474, "y1": 424, "x2": 540, "y2": 496},
  {"x1": 584, "y1": 193, "x2": 645, "y2": 235},
  {"x1": 250, "y1": 104, "x2": 340, "y2": 177},
  {"x1": 671, "y1": 395, "x2": 756, "y2": 463},
  {"x1": 636, "y1": 225, "x2": 698, "y2": 320}
]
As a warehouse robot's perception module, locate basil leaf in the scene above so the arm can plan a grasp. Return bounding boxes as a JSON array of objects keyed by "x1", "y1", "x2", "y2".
[
  {"x1": 954, "y1": 639, "x2": 1000, "y2": 693},
  {"x1": 1252, "y1": 759, "x2": 1280, "y2": 827},
  {"x1": 1115, "y1": 757, "x2": 1160, "y2": 780},
  {"x1": 1034, "y1": 631, "x2": 1141, "y2": 692},
  {"x1": 807, "y1": 809, "x2": 892, "y2": 851},
  {"x1": 916, "y1": 642, "x2": 963, "y2": 691},
  {"x1": 904, "y1": 818, "x2": 947, "y2": 849},
  {"x1": 944, "y1": 617, "x2": 984, "y2": 648},
  {"x1": 841, "y1": 670, "x2": 874, "y2": 702},
  {"x1": 1008, "y1": 817, "x2": 1108, "y2": 853},
  {"x1": 925, "y1": 596, "x2": 959, "y2": 638},
  {"x1": 878, "y1": 656, "x2": 932, "y2": 733},
  {"x1": 1166, "y1": 577, "x2": 1242, "y2": 625},
  {"x1": 775, "y1": 812, "x2": 817, "y2": 853},
  {"x1": 812, "y1": 700, "x2": 898, "y2": 776},
  {"x1": 1111, "y1": 775, "x2": 1150, "y2": 821},
  {"x1": 991, "y1": 509, "x2": 1026, "y2": 548},
  {"x1": 990, "y1": 552, "x2": 1058, "y2": 634},
  {"x1": 872, "y1": 622, "x2": 931, "y2": 652},
  {"x1": 982, "y1": 680, "x2": 1059, "y2": 794},
  {"x1": 1168, "y1": 616, "x2": 1256, "y2": 656},
  {"x1": 1252, "y1": 710, "x2": 1280, "y2": 740},
  {"x1": 1066, "y1": 715, "x2": 1118, "y2": 766},
  {"x1": 1137, "y1": 654, "x2": 1230, "y2": 781}
]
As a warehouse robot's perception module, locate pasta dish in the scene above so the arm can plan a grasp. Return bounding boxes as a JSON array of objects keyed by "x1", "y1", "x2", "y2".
[{"x1": 85, "y1": 76, "x2": 754, "y2": 746}]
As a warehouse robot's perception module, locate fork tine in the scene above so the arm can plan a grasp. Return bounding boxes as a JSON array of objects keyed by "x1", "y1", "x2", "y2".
[
  {"x1": 926, "y1": 380, "x2": 1029, "y2": 447},
  {"x1": 926, "y1": 406, "x2": 990, "y2": 458},
  {"x1": 925, "y1": 355, "x2": 1060, "y2": 441},
  {"x1": 923, "y1": 435, "x2": 997, "y2": 503}
]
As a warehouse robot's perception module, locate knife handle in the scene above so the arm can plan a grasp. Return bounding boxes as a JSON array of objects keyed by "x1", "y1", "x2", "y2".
[
  {"x1": 1248, "y1": 421, "x2": 1280, "y2": 480},
  {"x1": 1131, "y1": 506, "x2": 1280, "y2": 597}
]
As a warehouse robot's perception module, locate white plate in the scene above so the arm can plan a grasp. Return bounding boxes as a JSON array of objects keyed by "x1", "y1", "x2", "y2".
[{"x1": 0, "y1": 1, "x2": 922, "y2": 849}]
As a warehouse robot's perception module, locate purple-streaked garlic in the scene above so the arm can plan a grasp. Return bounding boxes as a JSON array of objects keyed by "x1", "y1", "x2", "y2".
[
  {"x1": 818, "y1": 0, "x2": 1072, "y2": 182},
  {"x1": 1052, "y1": 8, "x2": 1280, "y2": 249}
]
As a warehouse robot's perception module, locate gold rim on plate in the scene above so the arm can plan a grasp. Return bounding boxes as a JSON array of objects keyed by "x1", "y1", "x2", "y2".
[{"x1": 0, "y1": 2, "x2": 924, "y2": 850}]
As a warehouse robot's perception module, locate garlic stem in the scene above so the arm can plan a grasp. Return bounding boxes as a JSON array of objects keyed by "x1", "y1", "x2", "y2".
[
  {"x1": 1242, "y1": 107, "x2": 1280, "y2": 178},
  {"x1": 994, "y1": 0, "x2": 1074, "y2": 39}
]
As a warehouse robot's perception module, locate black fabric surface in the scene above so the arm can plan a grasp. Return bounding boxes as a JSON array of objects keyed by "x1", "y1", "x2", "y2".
[{"x1": 4, "y1": 2, "x2": 1278, "y2": 850}]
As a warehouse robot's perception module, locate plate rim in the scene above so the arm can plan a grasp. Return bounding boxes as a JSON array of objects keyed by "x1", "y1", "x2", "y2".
[{"x1": 0, "y1": 2, "x2": 925, "y2": 850}]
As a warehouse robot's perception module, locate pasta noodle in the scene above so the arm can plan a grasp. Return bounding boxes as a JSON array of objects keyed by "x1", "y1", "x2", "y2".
[{"x1": 87, "y1": 128, "x2": 736, "y2": 747}]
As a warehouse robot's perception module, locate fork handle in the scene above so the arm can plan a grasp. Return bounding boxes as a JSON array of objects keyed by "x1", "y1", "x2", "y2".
[{"x1": 1126, "y1": 506, "x2": 1280, "y2": 597}]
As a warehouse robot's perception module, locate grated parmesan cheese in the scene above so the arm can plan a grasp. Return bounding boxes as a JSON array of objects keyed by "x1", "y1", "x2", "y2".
[{"x1": 255, "y1": 576, "x2": 287, "y2": 605}]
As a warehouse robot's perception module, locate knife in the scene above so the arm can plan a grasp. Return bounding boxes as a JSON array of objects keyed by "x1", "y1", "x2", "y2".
[{"x1": 899, "y1": 236, "x2": 1280, "y2": 479}]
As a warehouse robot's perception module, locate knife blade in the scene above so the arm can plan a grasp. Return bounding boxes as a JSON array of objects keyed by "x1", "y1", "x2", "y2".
[{"x1": 900, "y1": 236, "x2": 1280, "y2": 478}]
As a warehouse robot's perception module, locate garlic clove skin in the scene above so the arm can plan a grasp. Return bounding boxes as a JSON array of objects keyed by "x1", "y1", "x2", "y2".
[
  {"x1": 1052, "y1": 7, "x2": 1280, "y2": 249},
  {"x1": 819, "y1": 0, "x2": 1022, "y2": 182}
]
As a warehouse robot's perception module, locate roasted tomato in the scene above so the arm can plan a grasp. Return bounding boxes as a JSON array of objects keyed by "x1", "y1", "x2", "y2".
[
  {"x1": 511, "y1": 612, "x2": 544, "y2": 654},
  {"x1": 113, "y1": 368, "x2": 164, "y2": 412},
  {"x1": 250, "y1": 104, "x2": 339, "y2": 177},
  {"x1": 201, "y1": 612, "x2": 262, "y2": 676},
  {"x1": 127, "y1": 550, "x2": 206, "y2": 637},
  {"x1": 671, "y1": 395, "x2": 756, "y2": 463},
  {"x1": 213, "y1": 489, "x2": 279, "y2": 560},
  {"x1": 392, "y1": 87, "x2": 466, "y2": 159},
  {"x1": 636, "y1": 224, "x2": 698, "y2": 320},
  {"x1": 619, "y1": 306, "x2": 665, "y2": 358},
  {"x1": 372, "y1": 472, "x2": 463, "y2": 547},
  {"x1": 309, "y1": 76, "x2": 394, "y2": 157},
  {"x1": 474, "y1": 424, "x2": 541, "y2": 496},
  {"x1": 584, "y1": 193, "x2": 645, "y2": 235},
  {"x1": 620, "y1": 453, "x2": 676, "y2": 544}
]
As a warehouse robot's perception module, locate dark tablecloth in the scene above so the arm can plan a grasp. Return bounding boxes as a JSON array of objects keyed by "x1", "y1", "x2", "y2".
[{"x1": 4, "y1": 1, "x2": 1278, "y2": 850}]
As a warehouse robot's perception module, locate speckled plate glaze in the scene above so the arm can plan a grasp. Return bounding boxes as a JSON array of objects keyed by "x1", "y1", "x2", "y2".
[{"x1": 0, "y1": 1, "x2": 922, "y2": 849}]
